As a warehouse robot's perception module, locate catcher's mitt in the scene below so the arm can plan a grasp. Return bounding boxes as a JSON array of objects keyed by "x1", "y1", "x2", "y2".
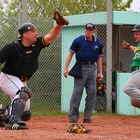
[
  {"x1": 53, "y1": 10, "x2": 69, "y2": 26},
  {"x1": 96, "y1": 77, "x2": 105, "y2": 96},
  {"x1": 67, "y1": 123, "x2": 91, "y2": 134},
  {"x1": 122, "y1": 40, "x2": 130, "y2": 50}
]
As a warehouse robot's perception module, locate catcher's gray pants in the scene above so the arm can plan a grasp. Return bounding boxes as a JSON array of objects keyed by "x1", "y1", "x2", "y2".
[
  {"x1": 123, "y1": 70, "x2": 140, "y2": 100},
  {"x1": 69, "y1": 64, "x2": 97, "y2": 122}
]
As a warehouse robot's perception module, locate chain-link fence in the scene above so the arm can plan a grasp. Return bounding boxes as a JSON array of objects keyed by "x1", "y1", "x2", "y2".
[
  {"x1": 0, "y1": 0, "x2": 135, "y2": 114},
  {"x1": 0, "y1": 0, "x2": 108, "y2": 114}
]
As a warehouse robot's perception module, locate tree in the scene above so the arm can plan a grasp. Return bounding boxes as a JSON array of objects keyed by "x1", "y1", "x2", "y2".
[
  {"x1": 0, "y1": 0, "x2": 133, "y2": 18},
  {"x1": 113, "y1": 0, "x2": 133, "y2": 11}
]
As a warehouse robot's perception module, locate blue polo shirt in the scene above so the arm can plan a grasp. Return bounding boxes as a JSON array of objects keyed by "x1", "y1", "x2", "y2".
[{"x1": 69, "y1": 35, "x2": 103, "y2": 62}]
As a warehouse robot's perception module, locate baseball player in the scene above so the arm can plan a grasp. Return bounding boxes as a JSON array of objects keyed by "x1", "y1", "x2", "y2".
[
  {"x1": 0, "y1": 11, "x2": 69, "y2": 130},
  {"x1": 122, "y1": 24, "x2": 140, "y2": 108},
  {"x1": 64, "y1": 23, "x2": 103, "y2": 123}
]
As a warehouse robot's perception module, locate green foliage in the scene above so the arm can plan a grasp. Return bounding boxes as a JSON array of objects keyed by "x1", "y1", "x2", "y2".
[
  {"x1": 113, "y1": 0, "x2": 133, "y2": 11},
  {"x1": 0, "y1": 0, "x2": 134, "y2": 18}
]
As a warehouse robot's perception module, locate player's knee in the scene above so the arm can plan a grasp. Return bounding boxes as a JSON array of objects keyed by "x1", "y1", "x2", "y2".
[
  {"x1": 123, "y1": 85, "x2": 132, "y2": 95},
  {"x1": 17, "y1": 86, "x2": 32, "y2": 101},
  {"x1": 22, "y1": 110, "x2": 31, "y2": 121}
]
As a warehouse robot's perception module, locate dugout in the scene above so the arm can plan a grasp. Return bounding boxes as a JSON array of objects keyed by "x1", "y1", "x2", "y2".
[{"x1": 61, "y1": 11, "x2": 140, "y2": 115}]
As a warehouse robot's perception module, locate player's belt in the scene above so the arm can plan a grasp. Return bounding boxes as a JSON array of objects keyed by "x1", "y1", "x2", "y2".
[{"x1": 78, "y1": 61, "x2": 95, "y2": 65}]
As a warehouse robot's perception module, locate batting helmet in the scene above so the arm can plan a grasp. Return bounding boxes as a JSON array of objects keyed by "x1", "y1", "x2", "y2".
[
  {"x1": 132, "y1": 24, "x2": 140, "y2": 32},
  {"x1": 18, "y1": 23, "x2": 36, "y2": 35}
]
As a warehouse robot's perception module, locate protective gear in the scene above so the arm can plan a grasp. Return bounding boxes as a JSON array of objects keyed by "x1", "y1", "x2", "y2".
[
  {"x1": 122, "y1": 40, "x2": 130, "y2": 50},
  {"x1": 53, "y1": 10, "x2": 69, "y2": 26},
  {"x1": 0, "y1": 104, "x2": 9, "y2": 127},
  {"x1": 8, "y1": 87, "x2": 32, "y2": 129},
  {"x1": 96, "y1": 77, "x2": 105, "y2": 96},
  {"x1": 132, "y1": 24, "x2": 140, "y2": 32},
  {"x1": 21, "y1": 110, "x2": 31, "y2": 121},
  {"x1": 18, "y1": 23, "x2": 36, "y2": 35},
  {"x1": 18, "y1": 86, "x2": 32, "y2": 99},
  {"x1": 67, "y1": 123, "x2": 91, "y2": 134}
]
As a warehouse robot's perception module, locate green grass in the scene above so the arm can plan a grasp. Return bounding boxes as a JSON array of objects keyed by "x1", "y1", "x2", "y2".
[{"x1": 32, "y1": 111, "x2": 118, "y2": 117}]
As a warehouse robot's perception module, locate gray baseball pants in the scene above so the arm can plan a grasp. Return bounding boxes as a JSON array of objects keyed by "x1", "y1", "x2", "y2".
[
  {"x1": 69, "y1": 63, "x2": 97, "y2": 122},
  {"x1": 123, "y1": 70, "x2": 140, "y2": 100}
]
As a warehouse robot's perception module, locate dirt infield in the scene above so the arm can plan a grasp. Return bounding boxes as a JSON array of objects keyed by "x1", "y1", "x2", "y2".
[{"x1": 0, "y1": 115, "x2": 140, "y2": 140}]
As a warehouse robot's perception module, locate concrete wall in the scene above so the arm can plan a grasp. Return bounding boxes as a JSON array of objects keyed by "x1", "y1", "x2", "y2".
[{"x1": 117, "y1": 73, "x2": 140, "y2": 115}]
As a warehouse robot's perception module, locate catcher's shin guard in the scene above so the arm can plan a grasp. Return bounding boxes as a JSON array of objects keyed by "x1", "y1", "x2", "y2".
[
  {"x1": 22, "y1": 110, "x2": 31, "y2": 121},
  {"x1": 8, "y1": 87, "x2": 32, "y2": 128}
]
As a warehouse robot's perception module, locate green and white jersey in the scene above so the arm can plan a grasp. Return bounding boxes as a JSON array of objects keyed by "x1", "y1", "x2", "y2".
[{"x1": 131, "y1": 42, "x2": 140, "y2": 71}]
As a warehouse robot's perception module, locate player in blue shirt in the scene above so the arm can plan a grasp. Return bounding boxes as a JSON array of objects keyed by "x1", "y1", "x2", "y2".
[{"x1": 64, "y1": 23, "x2": 104, "y2": 123}]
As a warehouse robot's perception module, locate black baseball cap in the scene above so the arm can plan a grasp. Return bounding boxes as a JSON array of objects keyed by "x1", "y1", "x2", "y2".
[
  {"x1": 132, "y1": 24, "x2": 140, "y2": 32},
  {"x1": 85, "y1": 23, "x2": 95, "y2": 30},
  {"x1": 18, "y1": 23, "x2": 36, "y2": 35}
]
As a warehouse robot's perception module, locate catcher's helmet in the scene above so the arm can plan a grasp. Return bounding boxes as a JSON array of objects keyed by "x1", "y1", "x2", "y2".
[
  {"x1": 132, "y1": 24, "x2": 140, "y2": 32},
  {"x1": 18, "y1": 23, "x2": 36, "y2": 35}
]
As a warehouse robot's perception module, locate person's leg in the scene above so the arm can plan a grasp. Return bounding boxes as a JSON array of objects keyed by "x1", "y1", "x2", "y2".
[
  {"x1": 84, "y1": 64, "x2": 97, "y2": 122},
  {"x1": 124, "y1": 70, "x2": 140, "y2": 99},
  {"x1": 8, "y1": 86, "x2": 32, "y2": 129},
  {"x1": 69, "y1": 79, "x2": 85, "y2": 122},
  {"x1": 0, "y1": 72, "x2": 31, "y2": 129},
  {"x1": 69, "y1": 65, "x2": 89, "y2": 123},
  {"x1": 123, "y1": 70, "x2": 140, "y2": 107}
]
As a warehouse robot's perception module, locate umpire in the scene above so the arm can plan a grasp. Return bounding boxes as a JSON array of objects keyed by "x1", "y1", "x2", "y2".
[
  {"x1": 0, "y1": 11, "x2": 69, "y2": 130},
  {"x1": 64, "y1": 23, "x2": 104, "y2": 123}
]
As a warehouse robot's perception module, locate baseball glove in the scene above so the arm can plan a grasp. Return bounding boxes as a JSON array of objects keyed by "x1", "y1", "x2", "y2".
[
  {"x1": 67, "y1": 123, "x2": 91, "y2": 134},
  {"x1": 53, "y1": 10, "x2": 69, "y2": 26},
  {"x1": 122, "y1": 40, "x2": 130, "y2": 49},
  {"x1": 96, "y1": 77, "x2": 106, "y2": 96}
]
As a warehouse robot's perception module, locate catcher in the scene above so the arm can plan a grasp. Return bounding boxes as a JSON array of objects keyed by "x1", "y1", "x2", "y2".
[
  {"x1": 0, "y1": 10, "x2": 69, "y2": 130},
  {"x1": 122, "y1": 24, "x2": 140, "y2": 108}
]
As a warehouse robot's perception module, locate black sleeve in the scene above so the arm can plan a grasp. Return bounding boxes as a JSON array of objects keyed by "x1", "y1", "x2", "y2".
[
  {"x1": 0, "y1": 43, "x2": 15, "y2": 64},
  {"x1": 36, "y1": 37, "x2": 50, "y2": 49}
]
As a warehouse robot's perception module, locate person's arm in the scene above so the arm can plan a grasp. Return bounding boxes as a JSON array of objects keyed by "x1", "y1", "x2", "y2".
[
  {"x1": 43, "y1": 11, "x2": 69, "y2": 46},
  {"x1": 122, "y1": 40, "x2": 136, "y2": 52},
  {"x1": 43, "y1": 25, "x2": 62, "y2": 46},
  {"x1": 97, "y1": 56, "x2": 103, "y2": 80},
  {"x1": 127, "y1": 45, "x2": 136, "y2": 52},
  {"x1": 63, "y1": 51, "x2": 74, "y2": 78}
]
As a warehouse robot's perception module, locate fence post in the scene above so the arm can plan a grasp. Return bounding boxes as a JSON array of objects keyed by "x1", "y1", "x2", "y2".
[
  {"x1": 106, "y1": 0, "x2": 113, "y2": 112},
  {"x1": 18, "y1": 0, "x2": 28, "y2": 27}
]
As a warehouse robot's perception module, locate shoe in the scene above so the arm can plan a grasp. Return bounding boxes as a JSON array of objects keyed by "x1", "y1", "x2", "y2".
[
  {"x1": 83, "y1": 119, "x2": 92, "y2": 123},
  {"x1": 6, "y1": 121, "x2": 28, "y2": 130},
  {"x1": 69, "y1": 119, "x2": 77, "y2": 123}
]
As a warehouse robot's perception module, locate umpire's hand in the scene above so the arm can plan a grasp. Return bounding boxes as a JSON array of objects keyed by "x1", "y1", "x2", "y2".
[{"x1": 64, "y1": 68, "x2": 68, "y2": 78}]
